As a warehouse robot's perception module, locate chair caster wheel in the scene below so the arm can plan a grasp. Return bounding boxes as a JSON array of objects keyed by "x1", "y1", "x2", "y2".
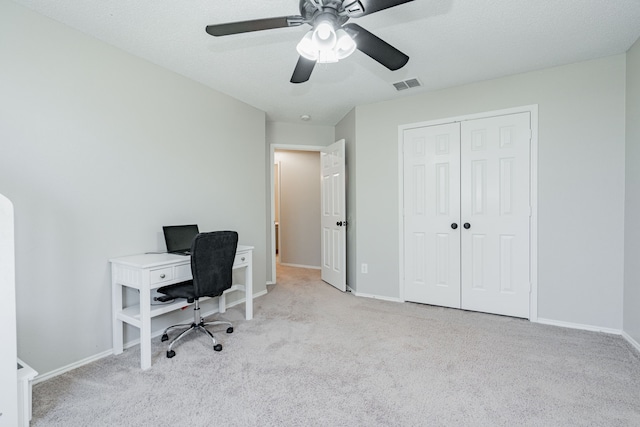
[
  {"x1": 214, "y1": 344, "x2": 222, "y2": 351},
  {"x1": 166, "y1": 350, "x2": 175, "y2": 358},
  {"x1": 226, "y1": 327, "x2": 233, "y2": 334},
  {"x1": 161, "y1": 334, "x2": 169, "y2": 342}
]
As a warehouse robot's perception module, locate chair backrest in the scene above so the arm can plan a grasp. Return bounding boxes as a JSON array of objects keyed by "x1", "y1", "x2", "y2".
[{"x1": 190, "y1": 231, "x2": 238, "y2": 298}]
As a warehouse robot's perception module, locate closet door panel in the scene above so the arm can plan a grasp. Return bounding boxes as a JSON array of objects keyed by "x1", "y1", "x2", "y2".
[
  {"x1": 460, "y1": 113, "x2": 531, "y2": 318},
  {"x1": 403, "y1": 123, "x2": 461, "y2": 308}
]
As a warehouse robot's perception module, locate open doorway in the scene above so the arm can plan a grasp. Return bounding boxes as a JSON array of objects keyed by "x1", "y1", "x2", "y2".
[{"x1": 269, "y1": 145, "x2": 324, "y2": 284}]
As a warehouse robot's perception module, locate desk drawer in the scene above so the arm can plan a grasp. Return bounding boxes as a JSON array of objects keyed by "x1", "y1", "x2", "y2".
[
  {"x1": 150, "y1": 267, "x2": 173, "y2": 284},
  {"x1": 174, "y1": 264, "x2": 191, "y2": 281},
  {"x1": 234, "y1": 253, "x2": 249, "y2": 267}
]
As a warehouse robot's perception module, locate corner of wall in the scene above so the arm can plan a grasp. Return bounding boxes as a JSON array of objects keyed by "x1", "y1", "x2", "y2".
[{"x1": 623, "y1": 36, "x2": 640, "y2": 345}]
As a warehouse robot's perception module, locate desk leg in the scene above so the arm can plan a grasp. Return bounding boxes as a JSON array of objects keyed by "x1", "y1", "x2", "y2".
[
  {"x1": 245, "y1": 256, "x2": 253, "y2": 320},
  {"x1": 111, "y1": 281, "x2": 124, "y2": 355},
  {"x1": 139, "y1": 288, "x2": 152, "y2": 370}
]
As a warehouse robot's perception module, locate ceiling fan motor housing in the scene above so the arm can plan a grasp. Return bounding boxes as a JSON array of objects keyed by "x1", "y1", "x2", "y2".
[{"x1": 301, "y1": 0, "x2": 351, "y2": 28}]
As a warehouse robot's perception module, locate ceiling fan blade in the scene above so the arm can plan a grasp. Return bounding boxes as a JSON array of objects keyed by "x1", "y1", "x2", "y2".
[
  {"x1": 343, "y1": 23, "x2": 409, "y2": 70},
  {"x1": 290, "y1": 57, "x2": 317, "y2": 84},
  {"x1": 206, "y1": 16, "x2": 304, "y2": 36},
  {"x1": 355, "y1": 0, "x2": 414, "y2": 17}
]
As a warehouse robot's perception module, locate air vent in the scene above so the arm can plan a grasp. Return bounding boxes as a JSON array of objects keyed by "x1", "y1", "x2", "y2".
[{"x1": 392, "y1": 78, "x2": 422, "y2": 91}]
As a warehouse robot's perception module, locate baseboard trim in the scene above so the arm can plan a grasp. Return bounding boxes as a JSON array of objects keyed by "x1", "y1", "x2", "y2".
[
  {"x1": 33, "y1": 290, "x2": 268, "y2": 384},
  {"x1": 250, "y1": 289, "x2": 268, "y2": 299},
  {"x1": 535, "y1": 318, "x2": 622, "y2": 335},
  {"x1": 518, "y1": 318, "x2": 640, "y2": 355},
  {"x1": 33, "y1": 349, "x2": 113, "y2": 384},
  {"x1": 278, "y1": 262, "x2": 321, "y2": 270},
  {"x1": 622, "y1": 331, "x2": 640, "y2": 353},
  {"x1": 348, "y1": 287, "x2": 403, "y2": 303}
]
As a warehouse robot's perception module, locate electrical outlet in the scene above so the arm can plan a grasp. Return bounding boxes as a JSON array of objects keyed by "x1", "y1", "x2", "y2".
[{"x1": 361, "y1": 263, "x2": 368, "y2": 274}]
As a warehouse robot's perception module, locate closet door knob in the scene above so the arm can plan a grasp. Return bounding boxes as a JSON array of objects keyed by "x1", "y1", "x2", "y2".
[
  {"x1": 463, "y1": 223, "x2": 471, "y2": 229},
  {"x1": 451, "y1": 223, "x2": 458, "y2": 230}
]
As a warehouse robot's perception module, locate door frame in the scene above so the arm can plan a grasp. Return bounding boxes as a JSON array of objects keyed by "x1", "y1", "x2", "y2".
[
  {"x1": 397, "y1": 105, "x2": 539, "y2": 321},
  {"x1": 269, "y1": 144, "x2": 326, "y2": 284}
]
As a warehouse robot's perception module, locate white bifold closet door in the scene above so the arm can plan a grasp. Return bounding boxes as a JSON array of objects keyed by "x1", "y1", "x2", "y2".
[
  {"x1": 403, "y1": 122, "x2": 462, "y2": 308},
  {"x1": 403, "y1": 112, "x2": 531, "y2": 319}
]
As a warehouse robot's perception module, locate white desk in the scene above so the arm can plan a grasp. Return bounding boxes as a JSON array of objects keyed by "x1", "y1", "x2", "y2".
[
  {"x1": 110, "y1": 245, "x2": 253, "y2": 370},
  {"x1": 17, "y1": 358, "x2": 37, "y2": 427}
]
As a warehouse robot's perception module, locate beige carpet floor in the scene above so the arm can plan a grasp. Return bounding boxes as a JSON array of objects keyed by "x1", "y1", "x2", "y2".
[{"x1": 31, "y1": 264, "x2": 640, "y2": 426}]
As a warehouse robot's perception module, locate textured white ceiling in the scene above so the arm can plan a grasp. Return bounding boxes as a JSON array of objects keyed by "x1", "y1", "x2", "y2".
[{"x1": 11, "y1": 0, "x2": 640, "y2": 125}]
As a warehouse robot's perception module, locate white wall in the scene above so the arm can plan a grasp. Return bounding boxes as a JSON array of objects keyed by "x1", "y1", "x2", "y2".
[
  {"x1": 335, "y1": 109, "x2": 357, "y2": 290},
  {"x1": 624, "y1": 37, "x2": 640, "y2": 345},
  {"x1": 266, "y1": 122, "x2": 335, "y2": 147},
  {"x1": 275, "y1": 150, "x2": 321, "y2": 268},
  {"x1": 0, "y1": 0, "x2": 267, "y2": 375},
  {"x1": 351, "y1": 55, "x2": 626, "y2": 330}
]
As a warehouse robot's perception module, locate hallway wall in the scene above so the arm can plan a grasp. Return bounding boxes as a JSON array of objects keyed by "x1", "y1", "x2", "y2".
[{"x1": 275, "y1": 150, "x2": 321, "y2": 268}]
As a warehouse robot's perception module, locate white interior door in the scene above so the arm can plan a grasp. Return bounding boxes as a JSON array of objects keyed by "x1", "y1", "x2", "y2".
[
  {"x1": 403, "y1": 112, "x2": 531, "y2": 319},
  {"x1": 460, "y1": 113, "x2": 531, "y2": 318},
  {"x1": 321, "y1": 139, "x2": 346, "y2": 291},
  {"x1": 403, "y1": 123, "x2": 461, "y2": 308}
]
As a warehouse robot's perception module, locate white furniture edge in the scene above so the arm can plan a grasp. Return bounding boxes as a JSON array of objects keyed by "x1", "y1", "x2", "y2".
[
  {"x1": 16, "y1": 358, "x2": 37, "y2": 426},
  {"x1": 1, "y1": 193, "x2": 18, "y2": 426}
]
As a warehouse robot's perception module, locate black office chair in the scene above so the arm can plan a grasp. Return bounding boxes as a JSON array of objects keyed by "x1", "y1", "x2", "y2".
[{"x1": 157, "y1": 231, "x2": 238, "y2": 358}]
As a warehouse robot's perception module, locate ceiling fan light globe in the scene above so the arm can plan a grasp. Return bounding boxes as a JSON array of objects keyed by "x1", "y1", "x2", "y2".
[
  {"x1": 312, "y1": 21, "x2": 337, "y2": 50},
  {"x1": 315, "y1": 21, "x2": 334, "y2": 40},
  {"x1": 296, "y1": 31, "x2": 319, "y2": 60},
  {"x1": 335, "y1": 29, "x2": 356, "y2": 59}
]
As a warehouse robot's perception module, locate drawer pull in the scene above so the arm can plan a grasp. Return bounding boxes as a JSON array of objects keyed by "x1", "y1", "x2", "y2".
[
  {"x1": 160, "y1": 274, "x2": 166, "y2": 279},
  {"x1": 241, "y1": 257, "x2": 245, "y2": 262}
]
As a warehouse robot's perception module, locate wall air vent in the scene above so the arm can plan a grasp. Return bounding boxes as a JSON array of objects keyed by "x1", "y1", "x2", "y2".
[{"x1": 393, "y1": 78, "x2": 422, "y2": 91}]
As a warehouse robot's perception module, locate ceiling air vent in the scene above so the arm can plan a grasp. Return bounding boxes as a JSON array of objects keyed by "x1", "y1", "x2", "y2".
[{"x1": 393, "y1": 78, "x2": 422, "y2": 91}]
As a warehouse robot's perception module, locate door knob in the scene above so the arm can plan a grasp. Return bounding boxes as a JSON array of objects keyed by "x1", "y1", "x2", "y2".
[
  {"x1": 451, "y1": 223, "x2": 458, "y2": 230},
  {"x1": 336, "y1": 221, "x2": 342, "y2": 226},
  {"x1": 463, "y1": 223, "x2": 471, "y2": 229}
]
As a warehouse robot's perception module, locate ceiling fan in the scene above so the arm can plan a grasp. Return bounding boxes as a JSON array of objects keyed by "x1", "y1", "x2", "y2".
[{"x1": 205, "y1": 0, "x2": 414, "y2": 83}]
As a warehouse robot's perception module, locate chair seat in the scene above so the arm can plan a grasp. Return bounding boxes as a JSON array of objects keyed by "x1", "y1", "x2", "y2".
[
  {"x1": 157, "y1": 280, "x2": 224, "y2": 303},
  {"x1": 158, "y1": 280, "x2": 195, "y2": 302}
]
